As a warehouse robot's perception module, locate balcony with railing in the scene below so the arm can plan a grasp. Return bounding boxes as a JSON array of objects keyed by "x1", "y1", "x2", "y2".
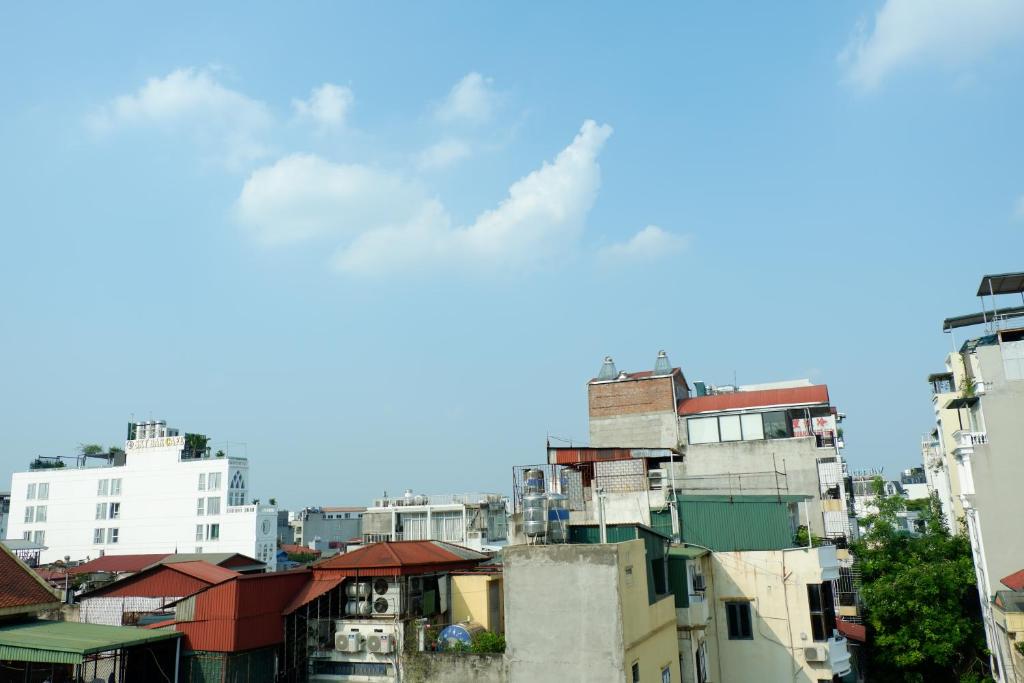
[{"x1": 952, "y1": 430, "x2": 988, "y2": 452}]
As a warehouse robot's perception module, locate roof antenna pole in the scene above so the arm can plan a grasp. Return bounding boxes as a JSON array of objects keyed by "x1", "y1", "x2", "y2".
[{"x1": 989, "y1": 278, "x2": 997, "y2": 332}]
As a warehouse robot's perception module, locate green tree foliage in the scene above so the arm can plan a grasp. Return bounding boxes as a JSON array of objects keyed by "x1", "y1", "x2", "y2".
[
  {"x1": 851, "y1": 477, "x2": 991, "y2": 682},
  {"x1": 79, "y1": 443, "x2": 104, "y2": 456}
]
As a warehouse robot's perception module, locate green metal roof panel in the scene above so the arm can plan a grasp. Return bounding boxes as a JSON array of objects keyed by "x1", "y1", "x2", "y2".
[
  {"x1": 677, "y1": 494, "x2": 810, "y2": 503},
  {"x1": 678, "y1": 499, "x2": 797, "y2": 551},
  {"x1": 668, "y1": 546, "x2": 709, "y2": 559},
  {"x1": 0, "y1": 620, "x2": 180, "y2": 663},
  {"x1": 668, "y1": 556, "x2": 689, "y2": 608}
]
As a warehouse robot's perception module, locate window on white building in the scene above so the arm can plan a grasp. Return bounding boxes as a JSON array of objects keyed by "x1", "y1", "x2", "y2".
[
  {"x1": 209, "y1": 472, "x2": 221, "y2": 491},
  {"x1": 109, "y1": 502, "x2": 120, "y2": 519},
  {"x1": 108, "y1": 528, "x2": 119, "y2": 544},
  {"x1": 229, "y1": 471, "x2": 246, "y2": 505},
  {"x1": 24, "y1": 506, "x2": 34, "y2": 523},
  {"x1": 26, "y1": 483, "x2": 37, "y2": 500},
  {"x1": 207, "y1": 497, "x2": 221, "y2": 515},
  {"x1": 198, "y1": 473, "x2": 206, "y2": 491},
  {"x1": 719, "y1": 414, "x2": 742, "y2": 442},
  {"x1": 110, "y1": 479, "x2": 121, "y2": 496},
  {"x1": 740, "y1": 413, "x2": 764, "y2": 441},
  {"x1": 97, "y1": 479, "x2": 109, "y2": 496},
  {"x1": 22, "y1": 531, "x2": 31, "y2": 541},
  {"x1": 196, "y1": 524, "x2": 204, "y2": 541},
  {"x1": 96, "y1": 503, "x2": 107, "y2": 520},
  {"x1": 38, "y1": 482, "x2": 49, "y2": 500},
  {"x1": 94, "y1": 528, "x2": 105, "y2": 544},
  {"x1": 197, "y1": 498, "x2": 205, "y2": 516},
  {"x1": 33, "y1": 531, "x2": 45, "y2": 545},
  {"x1": 687, "y1": 417, "x2": 720, "y2": 444},
  {"x1": 34, "y1": 506, "x2": 46, "y2": 523},
  {"x1": 208, "y1": 524, "x2": 220, "y2": 541}
]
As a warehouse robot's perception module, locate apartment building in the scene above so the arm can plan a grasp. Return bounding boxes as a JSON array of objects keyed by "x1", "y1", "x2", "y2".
[
  {"x1": 933, "y1": 272, "x2": 1024, "y2": 682},
  {"x1": 7, "y1": 420, "x2": 277, "y2": 569},
  {"x1": 290, "y1": 506, "x2": 365, "y2": 549},
  {"x1": 361, "y1": 490, "x2": 508, "y2": 551}
]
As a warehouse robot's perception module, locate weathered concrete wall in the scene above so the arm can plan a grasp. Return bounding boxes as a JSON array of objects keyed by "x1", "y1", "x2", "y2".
[
  {"x1": 590, "y1": 412, "x2": 680, "y2": 449},
  {"x1": 404, "y1": 652, "x2": 506, "y2": 683},
  {"x1": 504, "y1": 543, "x2": 625, "y2": 682}
]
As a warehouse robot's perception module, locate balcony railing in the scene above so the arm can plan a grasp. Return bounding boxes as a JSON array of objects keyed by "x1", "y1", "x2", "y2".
[{"x1": 953, "y1": 430, "x2": 988, "y2": 449}]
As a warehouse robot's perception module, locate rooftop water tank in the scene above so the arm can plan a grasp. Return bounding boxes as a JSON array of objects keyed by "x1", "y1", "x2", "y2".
[
  {"x1": 525, "y1": 469, "x2": 545, "y2": 495},
  {"x1": 523, "y1": 494, "x2": 548, "y2": 538},
  {"x1": 546, "y1": 493, "x2": 569, "y2": 543},
  {"x1": 436, "y1": 623, "x2": 484, "y2": 651}
]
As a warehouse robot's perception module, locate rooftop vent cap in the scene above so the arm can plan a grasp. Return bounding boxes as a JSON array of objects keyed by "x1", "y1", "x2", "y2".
[
  {"x1": 653, "y1": 350, "x2": 672, "y2": 375},
  {"x1": 596, "y1": 356, "x2": 618, "y2": 381}
]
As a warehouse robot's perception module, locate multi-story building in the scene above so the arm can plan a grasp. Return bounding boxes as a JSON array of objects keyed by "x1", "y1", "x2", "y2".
[
  {"x1": 361, "y1": 490, "x2": 508, "y2": 552},
  {"x1": 0, "y1": 491, "x2": 10, "y2": 540},
  {"x1": 289, "y1": 506, "x2": 365, "y2": 549},
  {"x1": 586, "y1": 353, "x2": 857, "y2": 543},
  {"x1": 7, "y1": 420, "x2": 277, "y2": 570},
  {"x1": 933, "y1": 272, "x2": 1024, "y2": 682}
]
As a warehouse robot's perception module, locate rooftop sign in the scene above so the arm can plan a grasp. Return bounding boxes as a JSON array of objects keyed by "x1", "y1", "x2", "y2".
[{"x1": 125, "y1": 436, "x2": 184, "y2": 450}]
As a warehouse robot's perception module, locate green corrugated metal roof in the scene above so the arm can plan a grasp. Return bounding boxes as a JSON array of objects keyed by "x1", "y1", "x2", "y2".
[
  {"x1": 678, "y1": 494, "x2": 810, "y2": 503},
  {"x1": 0, "y1": 619, "x2": 179, "y2": 664},
  {"x1": 668, "y1": 546, "x2": 709, "y2": 559},
  {"x1": 677, "y1": 497, "x2": 799, "y2": 551}
]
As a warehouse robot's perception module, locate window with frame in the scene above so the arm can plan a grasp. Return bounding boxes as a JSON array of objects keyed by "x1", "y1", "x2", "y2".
[
  {"x1": 208, "y1": 523, "x2": 220, "y2": 541},
  {"x1": 807, "y1": 582, "x2": 836, "y2": 642},
  {"x1": 26, "y1": 483, "x2": 37, "y2": 500},
  {"x1": 110, "y1": 479, "x2": 121, "y2": 496},
  {"x1": 34, "y1": 505, "x2": 46, "y2": 523},
  {"x1": 197, "y1": 498, "x2": 205, "y2": 516},
  {"x1": 107, "y1": 528, "x2": 119, "y2": 544},
  {"x1": 198, "y1": 473, "x2": 206, "y2": 491},
  {"x1": 94, "y1": 528, "x2": 105, "y2": 544},
  {"x1": 96, "y1": 503, "x2": 107, "y2": 520},
  {"x1": 725, "y1": 601, "x2": 753, "y2": 640},
  {"x1": 33, "y1": 530, "x2": 45, "y2": 545},
  {"x1": 196, "y1": 525, "x2": 204, "y2": 541},
  {"x1": 109, "y1": 502, "x2": 120, "y2": 519},
  {"x1": 661, "y1": 665, "x2": 671, "y2": 683},
  {"x1": 208, "y1": 472, "x2": 221, "y2": 491},
  {"x1": 38, "y1": 482, "x2": 49, "y2": 500},
  {"x1": 631, "y1": 662, "x2": 640, "y2": 683},
  {"x1": 23, "y1": 531, "x2": 31, "y2": 541},
  {"x1": 24, "y1": 506, "x2": 34, "y2": 523},
  {"x1": 207, "y1": 497, "x2": 221, "y2": 515},
  {"x1": 97, "y1": 479, "x2": 109, "y2": 496},
  {"x1": 762, "y1": 411, "x2": 789, "y2": 439}
]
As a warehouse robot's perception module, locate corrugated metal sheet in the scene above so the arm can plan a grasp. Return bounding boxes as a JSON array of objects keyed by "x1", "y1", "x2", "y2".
[
  {"x1": 282, "y1": 577, "x2": 344, "y2": 615},
  {"x1": 677, "y1": 385, "x2": 830, "y2": 415},
  {"x1": 0, "y1": 619, "x2": 179, "y2": 663},
  {"x1": 69, "y1": 553, "x2": 169, "y2": 575},
  {"x1": 314, "y1": 540, "x2": 485, "y2": 575},
  {"x1": 677, "y1": 496, "x2": 798, "y2": 551},
  {"x1": 88, "y1": 564, "x2": 223, "y2": 599}
]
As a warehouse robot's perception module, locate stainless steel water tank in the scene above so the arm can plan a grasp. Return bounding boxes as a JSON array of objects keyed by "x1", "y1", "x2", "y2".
[{"x1": 523, "y1": 493, "x2": 548, "y2": 538}]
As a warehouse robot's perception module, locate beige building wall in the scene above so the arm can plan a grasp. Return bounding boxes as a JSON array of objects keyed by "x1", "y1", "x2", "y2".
[
  {"x1": 451, "y1": 573, "x2": 504, "y2": 634},
  {"x1": 617, "y1": 542, "x2": 681, "y2": 683}
]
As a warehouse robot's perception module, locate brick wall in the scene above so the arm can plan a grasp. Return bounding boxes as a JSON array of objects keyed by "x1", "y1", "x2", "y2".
[{"x1": 588, "y1": 377, "x2": 677, "y2": 419}]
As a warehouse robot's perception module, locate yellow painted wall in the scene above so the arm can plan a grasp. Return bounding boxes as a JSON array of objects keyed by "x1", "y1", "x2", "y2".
[
  {"x1": 451, "y1": 573, "x2": 504, "y2": 633},
  {"x1": 617, "y1": 540, "x2": 681, "y2": 683}
]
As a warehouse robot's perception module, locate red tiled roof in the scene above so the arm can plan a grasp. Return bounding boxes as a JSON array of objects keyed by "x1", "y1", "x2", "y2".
[
  {"x1": 281, "y1": 544, "x2": 322, "y2": 557},
  {"x1": 34, "y1": 568, "x2": 67, "y2": 583},
  {"x1": 678, "y1": 385, "x2": 830, "y2": 415},
  {"x1": 836, "y1": 618, "x2": 866, "y2": 642},
  {"x1": 0, "y1": 544, "x2": 60, "y2": 612},
  {"x1": 314, "y1": 541, "x2": 486, "y2": 574},
  {"x1": 70, "y1": 553, "x2": 169, "y2": 575},
  {"x1": 1001, "y1": 569, "x2": 1024, "y2": 592}
]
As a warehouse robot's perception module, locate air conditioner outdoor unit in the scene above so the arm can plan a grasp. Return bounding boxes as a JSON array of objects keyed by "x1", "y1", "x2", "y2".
[
  {"x1": 804, "y1": 646, "x2": 827, "y2": 662},
  {"x1": 367, "y1": 633, "x2": 394, "y2": 654},
  {"x1": 372, "y1": 579, "x2": 400, "y2": 615},
  {"x1": 692, "y1": 575, "x2": 706, "y2": 592},
  {"x1": 335, "y1": 633, "x2": 365, "y2": 653},
  {"x1": 648, "y1": 469, "x2": 666, "y2": 490}
]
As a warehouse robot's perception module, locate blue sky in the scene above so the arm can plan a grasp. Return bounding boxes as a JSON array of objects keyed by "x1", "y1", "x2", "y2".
[{"x1": 2, "y1": 2, "x2": 1023, "y2": 508}]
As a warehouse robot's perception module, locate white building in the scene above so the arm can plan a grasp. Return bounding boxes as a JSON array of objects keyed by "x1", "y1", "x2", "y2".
[
  {"x1": 360, "y1": 490, "x2": 508, "y2": 551},
  {"x1": 7, "y1": 420, "x2": 277, "y2": 570}
]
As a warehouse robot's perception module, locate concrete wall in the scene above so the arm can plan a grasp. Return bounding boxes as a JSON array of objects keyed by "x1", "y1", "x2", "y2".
[
  {"x1": 452, "y1": 574, "x2": 504, "y2": 633},
  {"x1": 403, "y1": 652, "x2": 506, "y2": 683},
  {"x1": 590, "y1": 412, "x2": 680, "y2": 449},
  {"x1": 588, "y1": 375, "x2": 681, "y2": 448},
  {"x1": 291, "y1": 512, "x2": 361, "y2": 547}
]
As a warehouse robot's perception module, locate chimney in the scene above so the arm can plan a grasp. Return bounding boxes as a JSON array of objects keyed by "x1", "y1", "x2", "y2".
[
  {"x1": 596, "y1": 356, "x2": 618, "y2": 381},
  {"x1": 654, "y1": 350, "x2": 672, "y2": 375}
]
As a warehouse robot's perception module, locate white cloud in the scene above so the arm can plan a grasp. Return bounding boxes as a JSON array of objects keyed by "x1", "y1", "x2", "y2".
[
  {"x1": 597, "y1": 225, "x2": 689, "y2": 264},
  {"x1": 292, "y1": 83, "x2": 354, "y2": 131},
  {"x1": 416, "y1": 139, "x2": 472, "y2": 170},
  {"x1": 435, "y1": 72, "x2": 497, "y2": 124},
  {"x1": 236, "y1": 120, "x2": 614, "y2": 275},
  {"x1": 88, "y1": 68, "x2": 273, "y2": 166},
  {"x1": 841, "y1": 0, "x2": 1024, "y2": 90}
]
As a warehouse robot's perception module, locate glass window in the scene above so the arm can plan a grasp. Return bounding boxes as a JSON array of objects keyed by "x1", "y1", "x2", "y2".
[
  {"x1": 27, "y1": 483, "x2": 37, "y2": 500},
  {"x1": 38, "y1": 483, "x2": 49, "y2": 500},
  {"x1": 197, "y1": 498, "x2": 205, "y2": 516},
  {"x1": 741, "y1": 413, "x2": 764, "y2": 440},
  {"x1": 96, "y1": 503, "x2": 107, "y2": 520},
  {"x1": 687, "y1": 417, "x2": 720, "y2": 444},
  {"x1": 209, "y1": 472, "x2": 221, "y2": 491},
  {"x1": 208, "y1": 523, "x2": 220, "y2": 541},
  {"x1": 662, "y1": 666, "x2": 671, "y2": 683},
  {"x1": 196, "y1": 525, "x2": 204, "y2": 541},
  {"x1": 807, "y1": 582, "x2": 836, "y2": 642},
  {"x1": 632, "y1": 662, "x2": 640, "y2": 683},
  {"x1": 762, "y1": 411, "x2": 789, "y2": 439},
  {"x1": 109, "y1": 502, "x2": 120, "y2": 519},
  {"x1": 108, "y1": 528, "x2": 119, "y2": 544},
  {"x1": 97, "y1": 479, "x2": 109, "y2": 496},
  {"x1": 110, "y1": 479, "x2": 121, "y2": 496},
  {"x1": 33, "y1": 530, "x2": 45, "y2": 545},
  {"x1": 23, "y1": 531, "x2": 31, "y2": 541},
  {"x1": 207, "y1": 497, "x2": 221, "y2": 515},
  {"x1": 719, "y1": 415, "x2": 742, "y2": 441},
  {"x1": 35, "y1": 506, "x2": 46, "y2": 523},
  {"x1": 726, "y1": 601, "x2": 753, "y2": 639},
  {"x1": 94, "y1": 528, "x2": 105, "y2": 544},
  {"x1": 24, "y1": 506, "x2": 34, "y2": 523},
  {"x1": 198, "y1": 473, "x2": 206, "y2": 491}
]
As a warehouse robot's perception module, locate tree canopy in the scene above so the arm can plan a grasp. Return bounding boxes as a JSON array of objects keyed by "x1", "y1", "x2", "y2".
[{"x1": 851, "y1": 477, "x2": 991, "y2": 682}]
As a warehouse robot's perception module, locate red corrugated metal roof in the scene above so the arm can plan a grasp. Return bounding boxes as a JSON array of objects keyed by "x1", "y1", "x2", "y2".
[
  {"x1": 314, "y1": 541, "x2": 486, "y2": 574},
  {"x1": 0, "y1": 544, "x2": 60, "y2": 612},
  {"x1": 70, "y1": 553, "x2": 169, "y2": 575},
  {"x1": 835, "y1": 618, "x2": 866, "y2": 642},
  {"x1": 282, "y1": 576, "x2": 345, "y2": 615},
  {"x1": 1001, "y1": 569, "x2": 1024, "y2": 592},
  {"x1": 678, "y1": 385, "x2": 830, "y2": 415},
  {"x1": 83, "y1": 561, "x2": 239, "y2": 599},
  {"x1": 281, "y1": 544, "x2": 321, "y2": 557},
  {"x1": 549, "y1": 447, "x2": 645, "y2": 465}
]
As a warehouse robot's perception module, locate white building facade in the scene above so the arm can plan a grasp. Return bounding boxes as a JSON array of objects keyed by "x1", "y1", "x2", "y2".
[
  {"x1": 8, "y1": 421, "x2": 277, "y2": 570},
  {"x1": 361, "y1": 490, "x2": 508, "y2": 552}
]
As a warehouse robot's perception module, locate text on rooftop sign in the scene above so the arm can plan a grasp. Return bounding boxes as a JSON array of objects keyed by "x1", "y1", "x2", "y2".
[{"x1": 125, "y1": 436, "x2": 185, "y2": 450}]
